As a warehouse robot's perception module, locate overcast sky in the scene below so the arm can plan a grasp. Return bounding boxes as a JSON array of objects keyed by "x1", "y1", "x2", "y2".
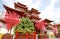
[{"x1": 0, "y1": 0, "x2": 60, "y2": 23}]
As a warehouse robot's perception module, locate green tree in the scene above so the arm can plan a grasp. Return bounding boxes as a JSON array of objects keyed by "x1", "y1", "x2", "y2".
[{"x1": 14, "y1": 18, "x2": 35, "y2": 34}]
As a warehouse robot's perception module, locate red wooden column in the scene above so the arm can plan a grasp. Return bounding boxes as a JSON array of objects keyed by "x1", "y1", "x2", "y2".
[
  {"x1": 26, "y1": 32, "x2": 28, "y2": 39},
  {"x1": 15, "y1": 30, "x2": 18, "y2": 39},
  {"x1": 33, "y1": 32, "x2": 36, "y2": 39}
]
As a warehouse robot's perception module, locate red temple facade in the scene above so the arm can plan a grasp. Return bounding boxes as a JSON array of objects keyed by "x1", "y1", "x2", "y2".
[{"x1": 0, "y1": 2, "x2": 55, "y2": 39}]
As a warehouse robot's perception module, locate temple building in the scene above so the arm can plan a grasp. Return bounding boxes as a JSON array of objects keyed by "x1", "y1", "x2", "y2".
[
  {"x1": 43, "y1": 19, "x2": 54, "y2": 26},
  {"x1": 44, "y1": 19, "x2": 54, "y2": 23},
  {"x1": 0, "y1": 2, "x2": 56, "y2": 39},
  {"x1": 2, "y1": 2, "x2": 41, "y2": 34},
  {"x1": 53, "y1": 23, "x2": 60, "y2": 28},
  {"x1": 3, "y1": 2, "x2": 41, "y2": 22},
  {"x1": 3, "y1": 5, "x2": 25, "y2": 18},
  {"x1": 3, "y1": 2, "x2": 54, "y2": 33},
  {"x1": 14, "y1": 2, "x2": 41, "y2": 22}
]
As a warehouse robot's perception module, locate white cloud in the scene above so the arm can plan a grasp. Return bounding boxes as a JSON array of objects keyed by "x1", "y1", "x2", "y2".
[
  {"x1": 0, "y1": 11, "x2": 5, "y2": 19},
  {"x1": 2, "y1": 0, "x2": 42, "y2": 10},
  {"x1": 2, "y1": 0, "x2": 60, "y2": 22},
  {"x1": 1, "y1": 0, "x2": 60, "y2": 34},
  {"x1": 40, "y1": 0, "x2": 60, "y2": 23},
  {"x1": 15, "y1": 0, "x2": 42, "y2": 10},
  {"x1": 2, "y1": 0, "x2": 15, "y2": 8}
]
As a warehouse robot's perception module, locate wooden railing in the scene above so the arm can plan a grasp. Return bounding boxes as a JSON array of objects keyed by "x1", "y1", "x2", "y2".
[{"x1": 15, "y1": 30, "x2": 36, "y2": 39}]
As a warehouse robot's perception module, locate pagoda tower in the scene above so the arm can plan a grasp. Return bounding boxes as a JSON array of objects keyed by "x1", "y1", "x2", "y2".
[
  {"x1": 14, "y1": 2, "x2": 28, "y2": 12},
  {"x1": 14, "y1": 2, "x2": 41, "y2": 22},
  {"x1": 30, "y1": 8, "x2": 41, "y2": 22}
]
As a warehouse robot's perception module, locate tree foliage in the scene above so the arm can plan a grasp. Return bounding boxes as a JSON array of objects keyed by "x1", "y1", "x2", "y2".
[{"x1": 14, "y1": 18, "x2": 35, "y2": 34}]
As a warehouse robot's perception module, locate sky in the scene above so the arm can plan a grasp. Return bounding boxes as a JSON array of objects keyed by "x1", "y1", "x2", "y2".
[
  {"x1": 0, "y1": 0, "x2": 60, "y2": 34},
  {"x1": 0, "y1": 0, "x2": 60, "y2": 23}
]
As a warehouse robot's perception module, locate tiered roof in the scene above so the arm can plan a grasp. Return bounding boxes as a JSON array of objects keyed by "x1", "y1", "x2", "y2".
[
  {"x1": 3, "y1": 2, "x2": 41, "y2": 22},
  {"x1": 31, "y1": 8, "x2": 40, "y2": 14},
  {"x1": 14, "y1": 2, "x2": 28, "y2": 11},
  {"x1": 3, "y1": 5, "x2": 25, "y2": 18},
  {"x1": 43, "y1": 19, "x2": 54, "y2": 23}
]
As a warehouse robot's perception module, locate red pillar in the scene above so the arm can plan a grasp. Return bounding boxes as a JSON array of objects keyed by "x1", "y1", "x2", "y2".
[
  {"x1": 15, "y1": 30, "x2": 18, "y2": 39},
  {"x1": 33, "y1": 32, "x2": 36, "y2": 39},
  {"x1": 26, "y1": 32, "x2": 28, "y2": 39}
]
